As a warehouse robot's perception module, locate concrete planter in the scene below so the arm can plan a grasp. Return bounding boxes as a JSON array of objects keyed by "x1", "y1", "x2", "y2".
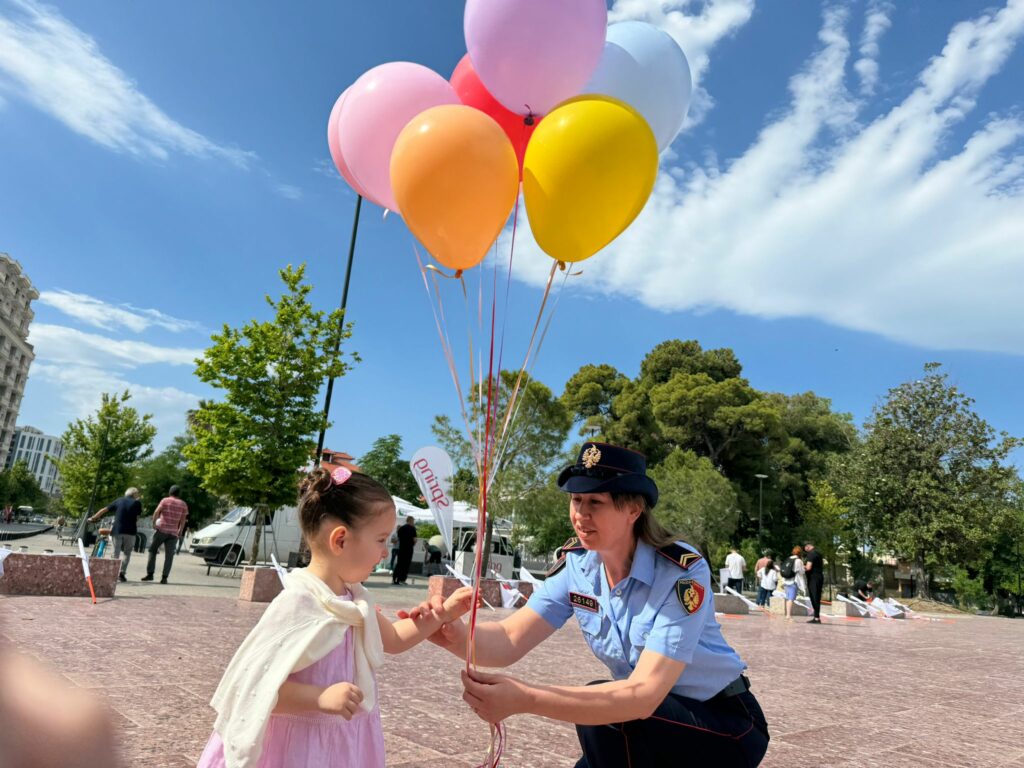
[
  {"x1": 239, "y1": 565, "x2": 284, "y2": 602},
  {"x1": 427, "y1": 575, "x2": 534, "y2": 609},
  {"x1": 0, "y1": 552, "x2": 119, "y2": 598},
  {"x1": 712, "y1": 593, "x2": 750, "y2": 615}
]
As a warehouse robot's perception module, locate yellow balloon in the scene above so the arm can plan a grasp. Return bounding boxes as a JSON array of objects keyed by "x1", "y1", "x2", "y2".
[
  {"x1": 523, "y1": 95, "x2": 658, "y2": 263},
  {"x1": 391, "y1": 104, "x2": 519, "y2": 271}
]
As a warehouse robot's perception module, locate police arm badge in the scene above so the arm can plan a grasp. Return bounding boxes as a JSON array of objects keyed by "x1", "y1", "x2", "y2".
[{"x1": 676, "y1": 578, "x2": 705, "y2": 615}]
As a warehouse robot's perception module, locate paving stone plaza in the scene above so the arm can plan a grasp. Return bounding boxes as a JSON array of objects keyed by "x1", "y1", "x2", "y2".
[{"x1": 2, "y1": 546, "x2": 1023, "y2": 767}]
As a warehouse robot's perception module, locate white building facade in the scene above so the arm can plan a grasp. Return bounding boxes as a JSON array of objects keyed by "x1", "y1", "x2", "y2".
[
  {"x1": 6, "y1": 426, "x2": 64, "y2": 495},
  {"x1": 0, "y1": 254, "x2": 37, "y2": 468}
]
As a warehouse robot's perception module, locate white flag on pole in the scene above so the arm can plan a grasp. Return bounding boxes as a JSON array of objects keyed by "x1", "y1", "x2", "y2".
[{"x1": 410, "y1": 446, "x2": 455, "y2": 557}]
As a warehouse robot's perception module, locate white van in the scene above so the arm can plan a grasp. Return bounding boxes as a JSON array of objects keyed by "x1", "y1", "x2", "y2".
[{"x1": 189, "y1": 506, "x2": 302, "y2": 565}]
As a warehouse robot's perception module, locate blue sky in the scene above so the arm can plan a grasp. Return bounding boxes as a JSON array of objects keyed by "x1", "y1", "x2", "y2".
[{"x1": 2, "y1": 0, "x2": 1022, "y2": 469}]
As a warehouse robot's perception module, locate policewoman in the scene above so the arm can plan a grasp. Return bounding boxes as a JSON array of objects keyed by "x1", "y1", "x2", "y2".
[{"x1": 422, "y1": 442, "x2": 770, "y2": 767}]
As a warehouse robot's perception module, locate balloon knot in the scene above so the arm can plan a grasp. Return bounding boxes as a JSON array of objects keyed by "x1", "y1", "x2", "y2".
[
  {"x1": 524, "y1": 114, "x2": 535, "y2": 126},
  {"x1": 454, "y1": 269, "x2": 464, "y2": 279},
  {"x1": 557, "y1": 261, "x2": 567, "y2": 271}
]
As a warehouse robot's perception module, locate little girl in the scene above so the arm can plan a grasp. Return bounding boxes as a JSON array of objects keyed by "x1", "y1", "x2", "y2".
[{"x1": 197, "y1": 466, "x2": 473, "y2": 768}]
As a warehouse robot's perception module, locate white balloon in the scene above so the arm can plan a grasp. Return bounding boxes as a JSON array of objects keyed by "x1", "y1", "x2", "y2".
[{"x1": 585, "y1": 21, "x2": 692, "y2": 152}]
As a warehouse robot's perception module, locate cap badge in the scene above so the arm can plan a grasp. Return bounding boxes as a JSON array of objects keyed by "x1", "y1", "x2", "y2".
[{"x1": 582, "y1": 445, "x2": 602, "y2": 469}]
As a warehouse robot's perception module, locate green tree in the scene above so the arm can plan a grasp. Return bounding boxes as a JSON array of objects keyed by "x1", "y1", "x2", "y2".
[
  {"x1": 55, "y1": 391, "x2": 157, "y2": 517},
  {"x1": 562, "y1": 340, "x2": 857, "y2": 548},
  {"x1": 511, "y1": 481, "x2": 575, "y2": 557},
  {"x1": 433, "y1": 370, "x2": 571, "y2": 568},
  {"x1": 358, "y1": 434, "x2": 422, "y2": 502},
  {"x1": 848, "y1": 363, "x2": 1020, "y2": 598},
  {"x1": 561, "y1": 364, "x2": 629, "y2": 438},
  {"x1": 648, "y1": 449, "x2": 739, "y2": 557},
  {"x1": 132, "y1": 435, "x2": 224, "y2": 530},
  {"x1": 0, "y1": 461, "x2": 47, "y2": 510},
  {"x1": 185, "y1": 265, "x2": 354, "y2": 563}
]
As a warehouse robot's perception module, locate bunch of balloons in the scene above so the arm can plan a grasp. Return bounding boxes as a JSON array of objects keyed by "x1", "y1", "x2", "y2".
[{"x1": 327, "y1": 0, "x2": 692, "y2": 270}]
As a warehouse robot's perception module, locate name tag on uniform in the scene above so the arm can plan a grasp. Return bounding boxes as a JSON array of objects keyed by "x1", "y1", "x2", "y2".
[{"x1": 570, "y1": 592, "x2": 599, "y2": 613}]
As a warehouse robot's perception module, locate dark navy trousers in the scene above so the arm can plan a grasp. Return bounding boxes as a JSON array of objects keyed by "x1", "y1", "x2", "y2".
[{"x1": 574, "y1": 688, "x2": 769, "y2": 767}]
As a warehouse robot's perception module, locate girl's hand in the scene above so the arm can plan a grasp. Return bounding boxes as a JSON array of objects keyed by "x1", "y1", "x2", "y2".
[
  {"x1": 461, "y1": 669, "x2": 531, "y2": 723},
  {"x1": 439, "y1": 586, "x2": 477, "y2": 622},
  {"x1": 396, "y1": 594, "x2": 446, "y2": 622},
  {"x1": 317, "y1": 682, "x2": 364, "y2": 720}
]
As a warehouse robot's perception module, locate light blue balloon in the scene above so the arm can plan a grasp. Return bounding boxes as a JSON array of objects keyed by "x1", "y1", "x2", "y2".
[{"x1": 585, "y1": 21, "x2": 692, "y2": 152}]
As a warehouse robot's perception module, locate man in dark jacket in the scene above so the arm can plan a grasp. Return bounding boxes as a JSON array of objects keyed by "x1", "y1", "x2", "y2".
[
  {"x1": 392, "y1": 516, "x2": 417, "y2": 585},
  {"x1": 89, "y1": 488, "x2": 143, "y2": 582}
]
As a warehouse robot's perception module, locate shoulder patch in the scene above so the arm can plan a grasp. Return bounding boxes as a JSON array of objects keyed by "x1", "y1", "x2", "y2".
[
  {"x1": 657, "y1": 543, "x2": 703, "y2": 570},
  {"x1": 546, "y1": 537, "x2": 585, "y2": 577},
  {"x1": 676, "y1": 578, "x2": 706, "y2": 614}
]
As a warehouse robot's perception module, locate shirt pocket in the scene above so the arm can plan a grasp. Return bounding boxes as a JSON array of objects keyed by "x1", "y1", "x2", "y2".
[
  {"x1": 628, "y1": 618, "x2": 656, "y2": 666},
  {"x1": 574, "y1": 607, "x2": 603, "y2": 638}
]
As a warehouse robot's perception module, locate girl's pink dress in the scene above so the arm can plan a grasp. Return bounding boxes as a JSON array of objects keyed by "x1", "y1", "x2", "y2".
[{"x1": 197, "y1": 624, "x2": 385, "y2": 767}]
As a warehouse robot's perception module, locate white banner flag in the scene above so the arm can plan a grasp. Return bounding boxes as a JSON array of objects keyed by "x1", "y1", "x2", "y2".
[{"x1": 410, "y1": 446, "x2": 455, "y2": 556}]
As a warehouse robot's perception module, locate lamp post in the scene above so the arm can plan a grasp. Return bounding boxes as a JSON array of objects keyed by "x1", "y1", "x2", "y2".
[
  {"x1": 754, "y1": 473, "x2": 768, "y2": 544},
  {"x1": 315, "y1": 194, "x2": 363, "y2": 464}
]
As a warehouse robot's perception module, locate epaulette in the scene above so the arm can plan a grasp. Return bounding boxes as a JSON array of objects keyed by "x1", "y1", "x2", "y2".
[
  {"x1": 546, "y1": 537, "x2": 584, "y2": 577},
  {"x1": 657, "y1": 542, "x2": 703, "y2": 570}
]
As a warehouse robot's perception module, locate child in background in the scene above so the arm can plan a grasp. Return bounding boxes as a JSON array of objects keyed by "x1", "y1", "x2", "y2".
[{"x1": 197, "y1": 466, "x2": 473, "y2": 768}]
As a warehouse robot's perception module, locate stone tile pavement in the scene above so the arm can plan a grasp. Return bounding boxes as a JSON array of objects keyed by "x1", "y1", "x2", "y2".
[{"x1": 2, "y1": 586, "x2": 1023, "y2": 767}]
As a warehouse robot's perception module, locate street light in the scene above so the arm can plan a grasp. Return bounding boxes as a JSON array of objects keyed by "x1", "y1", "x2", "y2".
[
  {"x1": 754, "y1": 473, "x2": 768, "y2": 544},
  {"x1": 315, "y1": 194, "x2": 364, "y2": 463}
]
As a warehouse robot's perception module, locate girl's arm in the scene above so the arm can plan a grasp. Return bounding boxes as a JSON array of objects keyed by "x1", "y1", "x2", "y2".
[
  {"x1": 421, "y1": 605, "x2": 557, "y2": 667},
  {"x1": 377, "y1": 587, "x2": 476, "y2": 654},
  {"x1": 274, "y1": 680, "x2": 363, "y2": 719},
  {"x1": 462, "y1": 649, "x2": 685, "y2": 725}
]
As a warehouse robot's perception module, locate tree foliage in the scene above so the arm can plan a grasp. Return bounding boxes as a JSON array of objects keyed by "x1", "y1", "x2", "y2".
[
  {"x1": 185, "y1": 265, "x2": 354, "y2": 563},
  {"x1": 432, "y1": 370, "x2": 571, "y2": 569},
  {"x1": 648, "y1": 449, "x2": 739, "y2": 557},
  {"x1": 845, "y1": 363, "x2": 1019, "y2": 598},
  {"x1": 561, "y1": 339, "x2": 854, "y2": 548},
  {"x1": 55, "y1": 391, "x2": 157, "y2": 516},
  {"x1": 358, "y1": 434, "x2": 422, "y2": 502},
  {"x1": 0, "y1": 461, "x2": 47, "y2": 510},
  {"x1": 132, "y1": 435, "x2": 224, "y2": 529}
]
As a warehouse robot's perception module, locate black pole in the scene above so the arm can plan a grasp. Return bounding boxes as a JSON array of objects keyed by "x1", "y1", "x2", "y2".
[{"x1": 315, "y1": 194, "x2": 363, "y2": 463}]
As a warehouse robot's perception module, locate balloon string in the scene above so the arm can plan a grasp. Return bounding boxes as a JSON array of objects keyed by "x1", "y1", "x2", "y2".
[
  {"x1": 412, "y1": 241, "x2": 479, "y2": 461},
  {"x1": 489, "y1": 265, "x2": 571, "y2": 490},
  {"x1": 487, "y1": 259, "x2": 559, "y2": 487},
  {"x1": 467, "y1": 227, "x2": 504, "y2": 768},
  {"x1": 490, "y1": 192, "x2": 522, "y2": 463}
]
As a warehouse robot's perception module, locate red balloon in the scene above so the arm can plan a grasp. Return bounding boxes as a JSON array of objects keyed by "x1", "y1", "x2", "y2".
[{"x1": 451, "y1": 54, "x2": 539, "y2": 176}]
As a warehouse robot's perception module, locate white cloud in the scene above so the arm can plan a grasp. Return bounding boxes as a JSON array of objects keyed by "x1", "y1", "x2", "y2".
[
  {"x1": 512, "y1": 1, "x2": 1024, "y2": 356},
  {"x1": 37, "y1": 289, "x2": 202, "y2": 334},
  {"x1": 0, "y1": 0, "x2": 254, "y2": 166},
  {"x1": 610, "y1": 0, "x2": 756, "y2": 128},
  {"x1": 276, "y1": 183, "x2": 303, "y2": 200},
  {"x1": 854, "y1": 1, "x2": 892, "y2": 96},
  {"x1": 29, "y1": 362, "x2": 200, "y2": 448},
  {"x1": 28, "y1": 323, "x2": 202, "y2": 368}
]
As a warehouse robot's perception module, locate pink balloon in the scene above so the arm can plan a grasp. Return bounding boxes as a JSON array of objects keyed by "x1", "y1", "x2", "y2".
[
  {"x1": 464, "y1": 0, "x2": 607, "y2": 117},
  {"x1": 338, "y1": 62, "x2": 459, "y2": 212},
  {"x1": 327, "y1": 89, "x2": 381, "y2": 205}
]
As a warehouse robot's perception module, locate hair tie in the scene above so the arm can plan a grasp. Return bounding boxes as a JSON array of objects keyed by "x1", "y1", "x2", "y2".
[{"x1": 330, "y1": 467, "x2": 352, "y2": 486}]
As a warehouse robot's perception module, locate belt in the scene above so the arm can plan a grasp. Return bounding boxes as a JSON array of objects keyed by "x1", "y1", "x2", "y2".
[{"x1": 713, "y1": 675, "x2": 751, "y2": 700}]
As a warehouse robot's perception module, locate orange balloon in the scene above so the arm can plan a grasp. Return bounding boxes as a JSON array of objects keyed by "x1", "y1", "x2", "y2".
[{"x1": 391, "y1": 105, "x2": 519, "y2": 271}]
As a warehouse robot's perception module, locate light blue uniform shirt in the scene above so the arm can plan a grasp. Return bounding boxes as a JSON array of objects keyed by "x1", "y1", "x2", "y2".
[{"x1": 526, "y1": 539, "x2": 746, "y2": 701}]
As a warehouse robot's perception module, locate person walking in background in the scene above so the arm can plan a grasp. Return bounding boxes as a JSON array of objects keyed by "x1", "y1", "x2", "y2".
[
  {"x1": 142, "y1": 485, "x2": 188, "y2": 584},
  {"x1": 756, "y1": 551, "x2": 778, "y2": 608},
  {"x1": 803, "y1": 541, "x2": 825, "y2": 624},
  {"x1": 781, "y1": 547, "x2": 805, "y2": 620},
  {"x1": 725, "y1": 546, "x2": 747, "y2": 592},
  {"x1": 388, "y1": 531, "x2": 399, "y2": 572},
  {"x1": 89, "y1": 487, "x2": 142, "y2": 583},
  {"x1": 392, "y1": 516, "x2": 417, "y2": 585}
]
